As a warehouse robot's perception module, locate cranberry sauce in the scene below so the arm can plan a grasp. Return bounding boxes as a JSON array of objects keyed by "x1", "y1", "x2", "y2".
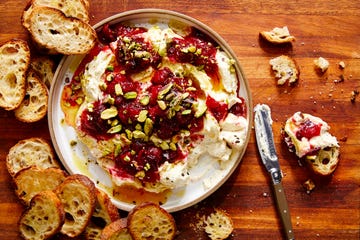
[{"x1": 295, "y1": 119, "x2": 322, "y2": 140}]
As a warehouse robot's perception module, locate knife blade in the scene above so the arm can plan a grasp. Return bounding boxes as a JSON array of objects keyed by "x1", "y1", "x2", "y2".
[{"x1": 254, "y1": 104, "x2": 295, "y2": 240}]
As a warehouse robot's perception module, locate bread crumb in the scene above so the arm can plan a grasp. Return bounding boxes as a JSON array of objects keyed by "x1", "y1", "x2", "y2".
[
  {"x1": 351, "y1": 90, "x2": 359, "y2": 103},
  {"x1": 303, "y1": 179, "x2": 316, "y2": 194},
  {"x1": 338, "y1": 61, "x2": 346, "y2": 69},
  {"x1": 314, "y1": 57, "x2": 329, "y2": 72}
]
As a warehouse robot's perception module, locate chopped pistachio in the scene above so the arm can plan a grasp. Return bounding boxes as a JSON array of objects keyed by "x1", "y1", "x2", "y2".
[
  {"x1": 124, "y1": 91, "x2": 137, "y2": 99},
  {"x1": 188, "y1": 45, "x2": 197, "y2": 53},
  {"x1": 194, "y1": 101, "x2": 207, "y2": 118},
  {"x1": 115, "y1": 83, "x2": 123, "y2": 96},
  {"x1": 137, "y1": 110, "x2": 148, "y2": 122},
  {"x1": 75, "y1": 97, "x2": 83, "y2": 105},
  {"x1": 63, "y1": 101, "x2": 71, "y2": 108},
  {"x1": 150, "y1": 135, "x2": 162, "y2": 146},
  {"x1": 125, "y1": 129, "x2": 133, "y2": 140},
  {"x1": 87, "y1": 103, "x2": 94, "y2": 112},
  {"x1": 135, "y1": 171, "x2": 145, "y2": 179},
  {"x1": 144, "y1": 118, "x2": 153, "y2": 135},
  {"x1": 158, "y1": 83, "x2": 173, "y2": 99},
  {"x1": 144, "y1": 163, "x2": 151, "y2": 171},
  {"x1": 101, "y1": 106, "x2": 118, "y2": 120},
  {"x1": 99, "y1": 82, "x2": 107, "y2": 91},
  {"x1": 160, "y1": 141, "x2": 170, "y2": 150},
  {"x1": 133, "y1": 130, "x2": 146, "y2": 139},
  {"x1": 140, "y1": 95, "x2": 150, "y2": 106},
  {"x1": 105, "y1": 96, "x2": 115, "y2": 105},
  {"x1": 114, "y1": 144, "x2": 122, "y2": 157},
  {"x1": 169, "y1": 142, "x2": 177, "y2": 151},
  {"x1": 107, "y1": 124, "x2": 122, "y2": 134},
  {"x1": 131, "y1": 150, "x2": 136, "y2": 155},
  {"x1": 111, "y1": 119, "x2": 119, "y2": 127},
  {"x1": 135, "y1": 123, "x2": 142, "y2": 130},
  {"x1": 186, "y1": 86, "x2": 197, "y2": 91},
  {"x1": 157, "y1": 100, "x2": 167, "y2": 110},
  {"x1": 181, "y1": 109, "x2": 192, "y2": 115},
  {"x1": 106, "y1": 65, "x2": 114, "y2": 71},
  {"x1": 124, "y1": 155, "x2": 131, "y2": 162}
]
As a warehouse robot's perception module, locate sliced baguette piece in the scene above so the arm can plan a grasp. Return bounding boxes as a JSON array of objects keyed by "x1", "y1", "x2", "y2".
[
  {"x1": 100, "y1": 218, "x2": 132, "y2": 240},
  {"x1": 30, "y1": 55, "x2": 55, "y2": 88},
  {"x1": 83, "y1": 189, "x2": 120, "y2": 239},
  {"x1": 14, "y1": 166, "x2": 67, "y2": 205},
  {"x1": 269, "y1": 55, "x2": 299, "y2": 85},
  {"x1": 204, "y1": 209, "x2": 234, "y2": 240},
  {"x1": 6, "y1": 137, "x2": 59, "y2": 177},
  {"x1": 0, "y1": 39, "x2": 30, "y2": 110},
  {"x1": 19, "y1": 190, "x2": 65, "y2": 240},
  {"x1": 22, "y1": 0, "x2": 90, "y2": 31},
  {"x1": 127, "y1": 202, "x2": 176, "y2": 240},
  {"x1": 54, "y1": 174, "x2": 96, "y2": 238},
  {"x1": 260, "y1": 26, "x2": 295, "y2": 44},
  {"x1": 14, "y1": 69, "x2": 49, "y2": 122},
  {"x1": 28, "y1": 6, "x2": 96, "y2": 55}
]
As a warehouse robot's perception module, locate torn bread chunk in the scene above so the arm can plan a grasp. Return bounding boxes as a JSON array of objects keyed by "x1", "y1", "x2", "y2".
[
  {"x1": 260, "y1": 26, "x2": 295, "y2": 44},
  {"x1": 269, "y1": 55, "x2": 299, "y2": 85},
  {"x1": 314, "y1": 57, "x2": 329, "y2": 72}
]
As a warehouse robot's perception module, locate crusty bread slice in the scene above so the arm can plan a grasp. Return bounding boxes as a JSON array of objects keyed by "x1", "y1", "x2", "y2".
[
  {"x1": 100, "y1": 218, "x2": 132, "y2": 240},
  {"x1": 30, "y1": 55, "x2": 55, "y2": 88},
  {"x1": 204, "y1": 209, "x2": 234, "y2": 240},
  {"x1": 6, "y1": 137, "x2": 59, "y2": 177},
  {"x1": 305, "y1": 147, "x2": 340, "y2": 176},
  {"x1": 127, "y1": 202, "x2": 176, "y2": 240},
  {"x1": 14, "y1": 69, "x2": 49, "y2": 123},
  {"x1": 83, "y1": 189, "x2": 120, "y2": 239},
  {"x1": 22, "y1": 0, "x2": 90, "y2": 30},
  {"x1": 14, "y1": 166, "x2": 67, "y2": 205},
  {"x1": 19, "y1": 190, "x2": 65, "y2": 240},
  {"x1": 28, "y1": 6, "x2": 96, "y2": 55},
  {"x1": 54, "y1": 174, "x2": 96, "y2": 238},
  {"x1": 260, "y1": 26, "x2": 295, "y2": 44},
  {"x1": 0, "y1": 39, "x2": 30, "y2": 110},
  {"x1": 269, "y1": 55, "x2": 299, "y2": 85}
]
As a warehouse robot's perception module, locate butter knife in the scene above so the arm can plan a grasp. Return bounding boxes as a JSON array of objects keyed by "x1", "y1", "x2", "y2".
[{"x1": 254, "y1": 104, "x2": 295, "y2": 240}]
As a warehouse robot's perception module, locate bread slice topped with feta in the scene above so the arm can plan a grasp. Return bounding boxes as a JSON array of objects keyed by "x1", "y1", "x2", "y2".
[
  {"x1": 0, "y1": 39, "x2": 30, "y2": 110},
  {"x1": 283, "y1": 112, "x2": 340, "y2": 176}
]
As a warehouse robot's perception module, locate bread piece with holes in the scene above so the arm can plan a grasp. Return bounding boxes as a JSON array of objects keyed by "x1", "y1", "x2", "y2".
[
  {"x1": 260, "y1": 26, "x2": 295, "y2": 44},
  {"x1": 14, "y1": 166, "x2": 67, "y2": 205},
  {"x1": 204, "y1": 209, "x2": 234, "y2": 240},
  {"x1": 14, "y1": 69, "x2": 48, "y2": 122},
  {"x1": 19, "y1": 191, "x2": 65, "y2": 240},
  {"x1": 6, "y1": 137, "x2": 59, "y2": 177},
  {"x1": 54, "y1": 174, "x2": 96, "y2": 238},
  {"x1": 83, "y1": 189, "x2": 120, "y2": 239},
  {"x1": 100, "y1": 218, "x2": 132, "y2": 240},
  {"x1": 0, "y1": 39, "x2": 30, "y2": 110},
  {"x1": 127, "y1": 202, "x2": 176, "y2": 240},
  {"x1": 28, "y1": 6, "x2": 96, "y2": 55},
  {"x1": 22, "y1": 0, "x2": 90, "y2": 31},
  {"x1": 29, "y1": 56, "x2": 55, "y2": 88},
  {"x1": 269, "y1": 55, "x2": 299, "y2": 85}
]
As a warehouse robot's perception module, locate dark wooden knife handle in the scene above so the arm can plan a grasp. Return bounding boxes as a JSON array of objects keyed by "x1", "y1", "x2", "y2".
[{"x1": 273, "y1": 183, "x2": 295, "y2": 240}]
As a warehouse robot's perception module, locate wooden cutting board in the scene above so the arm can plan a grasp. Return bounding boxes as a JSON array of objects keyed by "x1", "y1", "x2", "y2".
[{"x1": 0, "y1": 0, "x2": 359, "y2": 239}]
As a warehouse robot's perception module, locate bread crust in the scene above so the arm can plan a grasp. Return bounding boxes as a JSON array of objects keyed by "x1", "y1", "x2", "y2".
[
  {"x1": 28, "y1": 6, "x2": 96, "y2": 55},
  {"x1": 0, "y1": 39, "x2": 30, "y2": 110},
  {"x1": 55, "y1": 174, "x2": 97, "y2": 237},
  {"x1": 127, "y1": 202, "x2": 176, "y2": 240},
  {"x1": 19, "y1": 190, "x2": 65, "y2": 240},
  {"x1": 14, "y1": 69, "x2": 49, "y2": 123},
  {"x1": 100, "y1": 218, "x2": 132, "y2": 240},
  {"x1": 6, "y1": 137, "x2": 59, "y2": 177}
]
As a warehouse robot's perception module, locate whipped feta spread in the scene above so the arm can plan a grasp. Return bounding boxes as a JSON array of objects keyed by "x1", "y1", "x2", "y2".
[
  {"x1": 284, "y1": 112, "x2": 339, "y2": 158},
  {"x1": 63, "y1": 22, "x2": 248, "y2": 194}
]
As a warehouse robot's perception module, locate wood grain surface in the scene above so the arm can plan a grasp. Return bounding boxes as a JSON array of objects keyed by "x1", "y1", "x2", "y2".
[{"x1": 0, "y1": 0, "x2": 359, "y2": 239}]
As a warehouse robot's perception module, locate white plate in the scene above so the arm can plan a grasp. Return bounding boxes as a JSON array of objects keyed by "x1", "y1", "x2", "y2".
[{"x1": 48, "y1": 9, "x2": 252, "y2": 212}]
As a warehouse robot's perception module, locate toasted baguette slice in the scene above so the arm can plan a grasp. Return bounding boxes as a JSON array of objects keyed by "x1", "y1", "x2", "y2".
[
  {"x1": 28, "y1": 6, "x2": 96, "y2": 55},
  {"x1": 0, "y1": 39, "x2": 30, "y2": 110},
  {"x1": 19, "y1": 191, "x2": 65, "y2": 240},
  {"x1": 305, "y1": 147, "x2": 340, "y2": 176},
  {"x1": 14, "y1": 70, "x2": 49, "y2": 122},
  {"x1": 83, "y1": 189, "x2": 120, "y2": 239},
  {"x1": 14, "y1": 166, "x2": 67, "y2": 205},
  {"x1": 6, "y1": 137, "x2": 59, "y2": 177},
  {"x1": 269, "y1": 55, "x2": 299, "y2": 85},
  {"x1": 204, "y1": 209, "x2": 234, "y2": 240},
  {"x1": 100, "y1": 218, "x2": 132, "y2": 240},
  {"x1": 22, "y1": 0, "x2": 90, "y2": 31},
  {"x1": 30, "y1": 56, "x2": 55, "y2": 88},
  {"x1": 127, "y1": 202, "x2": 176, "y2": 240},
  {"x1": 260, "y1": 26, "x2": 295, "y2": 44},
  {"x1": 55, "y1": 174, "x2": 96, "y2": 238}
]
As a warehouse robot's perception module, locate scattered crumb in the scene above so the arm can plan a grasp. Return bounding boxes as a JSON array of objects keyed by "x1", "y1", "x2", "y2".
[
  {"x1": 262, "y1": 192, "x2": 268, "y2": 197},
  {"x1": 314, "y1": 57, "x2": 329, "y2": 72},
  {"x1": 334, "y1": 74, "x2": 345, "y2": 83},
  {"x1": 351, "y1": 90, "x2": 359, "y2": 103},
  {"x1": 303, "y1": 179, "x2": 316, "y2": 194},
  {"x1": 338, "y1": 61, "x2": 346, "y2": 69}
]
